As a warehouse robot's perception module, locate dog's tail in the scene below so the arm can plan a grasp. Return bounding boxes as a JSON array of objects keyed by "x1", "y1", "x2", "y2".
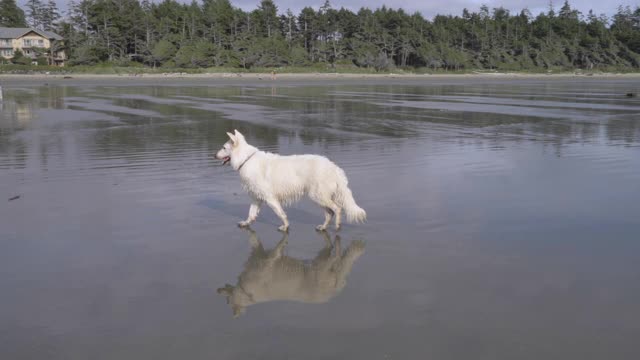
[{"x1": 335, "y1": 171, "x2": 367, "y2": 224}]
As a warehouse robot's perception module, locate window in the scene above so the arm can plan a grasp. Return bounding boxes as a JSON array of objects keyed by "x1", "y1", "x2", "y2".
[
  {"x1": 23, "y1": 39, "x2": 33, "y2": 46},
  {"x1": 0, "y1": 39, "x2": 11, "y2": 47},
  {"x1": 37, "y1": 39, "x2": 44, "y2": 46},
  {"x1": 1, "y1": 49, "x2": 14, "y2": 57}
]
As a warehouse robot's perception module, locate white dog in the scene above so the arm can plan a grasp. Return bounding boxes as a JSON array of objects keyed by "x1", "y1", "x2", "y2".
[{"x1": 215, "y1": 130, "x2": 366, "y2": 232}]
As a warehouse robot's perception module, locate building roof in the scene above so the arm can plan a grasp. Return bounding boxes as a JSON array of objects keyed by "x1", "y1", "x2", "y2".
[{"x1": 0, "y1": 27, "x2": 63, "y2": 41}]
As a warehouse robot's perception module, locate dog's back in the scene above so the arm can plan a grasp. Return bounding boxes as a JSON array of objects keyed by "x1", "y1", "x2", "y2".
[{"x1": 242, "y1": 153, "x2": 343, "y2": 202}]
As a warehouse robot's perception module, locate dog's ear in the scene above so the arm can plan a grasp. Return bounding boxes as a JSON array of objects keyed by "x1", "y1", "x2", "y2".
[
  {"x1": 226, "y1": 132, "x2": 237, "y2": 144},
  {"x1": 233, "y1": 129, "x2": 245, "y2": 143}
]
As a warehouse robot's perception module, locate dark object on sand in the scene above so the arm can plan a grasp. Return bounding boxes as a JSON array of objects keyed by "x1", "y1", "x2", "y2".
[
  {"x1": 626, "y1": 93, "x2": 636, "y2": 97},
  {"x1": 63, "y1": 76, "x2": 73, "y2": 79},
  {"x1": 8, "y1": 195, "x2": 20, "y2": 201}
]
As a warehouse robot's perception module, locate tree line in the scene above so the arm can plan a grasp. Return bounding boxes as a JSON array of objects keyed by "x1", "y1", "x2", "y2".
[{"x1": 1, "y1": 0, "x2": 640, "y2": 71}]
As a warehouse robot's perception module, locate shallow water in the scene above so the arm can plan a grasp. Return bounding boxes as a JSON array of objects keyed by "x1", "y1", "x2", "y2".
[{"x1": 1, "y1": 77, "x2": 640, "y2": 359}]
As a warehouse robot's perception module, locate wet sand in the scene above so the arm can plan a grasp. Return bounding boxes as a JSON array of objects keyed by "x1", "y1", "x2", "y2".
[
  {"x1": 2, "y1": 71, "x2": 640, "y2": 84},
  {"x1": 1, "y1": 78, "x2": 640, "y2": 359}
]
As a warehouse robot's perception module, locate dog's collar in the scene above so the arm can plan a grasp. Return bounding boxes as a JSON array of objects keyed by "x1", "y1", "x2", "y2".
[{"x1": 237, "y1": 151, "x2": 258, "y2": 171}]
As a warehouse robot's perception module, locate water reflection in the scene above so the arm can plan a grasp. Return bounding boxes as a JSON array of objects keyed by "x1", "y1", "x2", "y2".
[
  {"x1": 217, "y1": 229, "x2": 365, "y2": 318},
  {"x1": 3, "y1": 82, "x2": 640, "y2": 158}
]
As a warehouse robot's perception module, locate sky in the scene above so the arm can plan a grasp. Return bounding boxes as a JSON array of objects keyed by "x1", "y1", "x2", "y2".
[{"x1": 17, "y1": 0, "x2": 639, "y2": 21}]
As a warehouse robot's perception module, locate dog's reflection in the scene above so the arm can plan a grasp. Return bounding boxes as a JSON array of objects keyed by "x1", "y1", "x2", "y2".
[{"x1": 217, "y1": 229, "x2": 365, "y2": 318}]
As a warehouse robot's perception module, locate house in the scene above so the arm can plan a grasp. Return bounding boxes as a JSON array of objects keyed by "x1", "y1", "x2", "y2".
[{"x1": 0, "y1": 27, "x2": 65, "y2": 66}]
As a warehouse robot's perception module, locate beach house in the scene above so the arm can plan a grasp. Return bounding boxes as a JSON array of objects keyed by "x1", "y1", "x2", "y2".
[{"x1": 0, "y1": 27, "x2": 65, "y2": 66}]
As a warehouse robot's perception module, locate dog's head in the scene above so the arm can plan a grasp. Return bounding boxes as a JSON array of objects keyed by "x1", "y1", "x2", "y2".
[
  {"x1": 217, "y1": 283, "x2": 249, "y2": 318},
  {"x1": 215, "y1": 129, "x2": 247, "y2": 166}
]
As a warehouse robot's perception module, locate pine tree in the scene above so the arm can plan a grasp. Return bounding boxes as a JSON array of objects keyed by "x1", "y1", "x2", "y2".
[
  {"x1": 41, "y1": 0, "x2": 61, "y2": 32},
  {"x1": 0, "y1": 0, "x2": 28, "y2": 27},
  {"x1": 2, "y1": 1, "x2": 635, "y2": 71},
  {"x1": 25, "y1": 0, "x2": 44, "y2": 29},
  {"x1": 257, "y1": 0, "x2": 279, "y2": 38}
]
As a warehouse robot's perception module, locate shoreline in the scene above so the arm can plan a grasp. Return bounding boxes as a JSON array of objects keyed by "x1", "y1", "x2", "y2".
[
  {"x1": 1, "y1": 71, "x2": 640, "y2": 81},
  {"x1": 2, "y1": 72, "x2": 640, "y2": 88}
]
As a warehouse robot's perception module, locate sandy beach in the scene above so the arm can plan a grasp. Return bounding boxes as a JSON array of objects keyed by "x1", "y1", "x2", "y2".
[
  {"x1": 1, "y1": 71, "x2": 638, "y2": 90},
  {"x1": 1, "y1": 71, "x2": 640, "y2": 84}
]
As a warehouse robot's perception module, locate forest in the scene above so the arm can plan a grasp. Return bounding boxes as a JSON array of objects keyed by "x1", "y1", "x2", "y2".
[{"x1": 1, "y1": 0, "x2": 640, "y2": 71}]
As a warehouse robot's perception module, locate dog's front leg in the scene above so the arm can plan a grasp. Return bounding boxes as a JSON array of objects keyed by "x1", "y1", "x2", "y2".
[
  {"x1": 265, "y1": 198, "x2": 289, "y2": 232},
  {"x1": 239, "y1": 201, "x2": 262, "y2": 227}
]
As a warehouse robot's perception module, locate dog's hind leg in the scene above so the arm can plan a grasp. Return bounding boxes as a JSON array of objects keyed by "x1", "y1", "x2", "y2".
[
  {"x1": 265, "y1": 198, "x2": 289, "y2": 232},
  {"x1": 322, "y1": 202, "x2": 342, "y2": 230},
  {"x1": 334, "y1": 206, "x2": 342, "y2": 230},
  {"x1": 316, "y1": 207, "x2": 334, "y2": 231},
  {"x1": 311, "y1": 191, "x2": 342, "y2": 230},
  {"x1": 321, "y1": 201, "x2": 342, "y2": 230},
  {"x1": 239, "y1": 201, "x2": 262, "y2": 227}
]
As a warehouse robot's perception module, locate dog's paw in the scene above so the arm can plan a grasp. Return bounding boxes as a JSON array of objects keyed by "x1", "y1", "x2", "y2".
[
  {"x1": 315, "y1": 225, "x2": 327, "y2": 231},
  {"x1": 277, "y1": 225, "x2": 289, "y2": 232},
  {"x1": 238, "y1": 221, "x2": 251, "y2": 228}
]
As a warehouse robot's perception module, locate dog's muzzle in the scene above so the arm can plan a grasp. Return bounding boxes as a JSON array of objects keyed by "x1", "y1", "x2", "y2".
[{"x1": 215, "y1": 150, "x2": 231, "y2": 165}]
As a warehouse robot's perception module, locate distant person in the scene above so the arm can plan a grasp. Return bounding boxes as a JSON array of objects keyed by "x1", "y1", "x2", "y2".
[{"x1": 271, "y1": 70, "x2": 277, "y2": 80}]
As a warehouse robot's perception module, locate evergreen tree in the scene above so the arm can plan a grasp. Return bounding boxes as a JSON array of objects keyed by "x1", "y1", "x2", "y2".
[
  {"x1": 257, "y1": 0, "x2": 279, "y2": 38},
  {"x1": 41, "y1": 0, "x2": 61, "y2": 32},
  {"x1": 2, "y1": 0, "x2": 637, "y2": 71},
  {"x1": 0, "y1": 0, "x2": 27, "y2": 27},
  {"x1": 612, "y1": 6, "x2": 640, "y2": 53},
  {"x1": 25, "y1": 0, "x2": 44, "y2": 29},
  {"x1": 203, "y1": 0, "x2": 234, "y2": 47}
]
